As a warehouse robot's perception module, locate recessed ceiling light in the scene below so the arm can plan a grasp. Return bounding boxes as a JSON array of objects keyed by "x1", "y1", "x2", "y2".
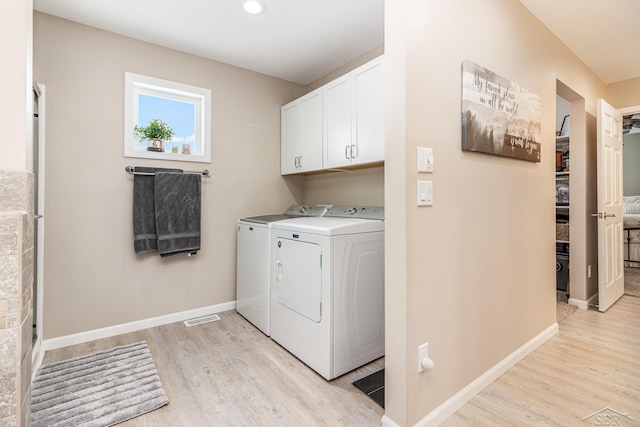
[{"x1": 243, "y1": 0, "x2": 266, "y2": 15}]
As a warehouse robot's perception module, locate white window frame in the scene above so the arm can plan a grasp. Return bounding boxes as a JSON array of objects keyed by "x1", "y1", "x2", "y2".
[{"x1": 124, "y1": 72, "x2": 212, "y2": 163}]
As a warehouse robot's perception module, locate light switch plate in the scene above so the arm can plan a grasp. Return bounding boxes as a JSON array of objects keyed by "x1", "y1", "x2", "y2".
[
  {"x1": 417, "y1": 181, "x2": 433, "y2": 206},
  {"x1": 417, "y1": 147, "x2": 433, "y2": 173}
]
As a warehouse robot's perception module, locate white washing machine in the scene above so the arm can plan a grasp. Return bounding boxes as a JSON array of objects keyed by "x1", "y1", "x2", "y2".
[
  {"x1": 236, "y1": 205, "x2": 326, "y2": 336},
  {"x1": 269, "y1": 206, "x2": 385, "y2": 380}
]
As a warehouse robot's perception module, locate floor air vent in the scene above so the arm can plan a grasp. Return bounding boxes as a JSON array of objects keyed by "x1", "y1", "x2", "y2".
[{"x1": 184, "y1": 314, "x2": 221, "y2": 327}]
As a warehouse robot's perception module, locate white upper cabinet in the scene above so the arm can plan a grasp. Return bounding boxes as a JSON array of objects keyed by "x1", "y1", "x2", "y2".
[
  {"x1": 281, "y1": 55, "x2": 384, "y2": 175},
  {"x1": 323, "y1": 74, "x2": 353, "y2": 168},
  {"x1": 281, "y1": 88, "x2": 323, "y2": 175},
  {"x1": 353, "y1": 57, "x2": 384, "y2": 165},
  {"x1": 323, "y1": 56, "x2": 384, "y2": 169}
]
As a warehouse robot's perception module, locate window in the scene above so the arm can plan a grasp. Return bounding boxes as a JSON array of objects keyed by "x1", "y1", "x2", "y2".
[{"x1": 124, "y1": 72, "x2": 211, "y2": 163}]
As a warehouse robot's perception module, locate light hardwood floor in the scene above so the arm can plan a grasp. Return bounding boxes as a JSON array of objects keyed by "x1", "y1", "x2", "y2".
[
  {"x1": 40, "y1": 296, "x2": 639, "y2": 426},
  {"x1": 40, "y1": 310, "x2": 385, "y2": 426},
  {"x1": 444, "y1": 295, "x2": 640, "y2": 426}
]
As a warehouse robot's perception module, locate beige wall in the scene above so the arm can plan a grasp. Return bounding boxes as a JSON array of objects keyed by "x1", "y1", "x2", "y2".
[
  {"x1": 304, "y1": 45, "x2": 385, "y2": 93},
  {"x1": 1, "y1": 0, "x2": 33, "y2": 171},
  {"x1": 33, "y1": 12, "x2": 385, "y2": 340},
  {"x1": 34, "y1": 13, "x2": 302, "y2": 338},
  {"x1": 33, "y1": 13, "x2": 307, "y2": 339},
  {"x1": 30, "y1": 4, "x2": 639, "y2": 425},
  {"x1": 301, "y1": 167, "x2": 384, "y2": 206},
  {"x1": 608, "y1": 77, "x2": 640, "y2": 110},
  {"x1": 384, "y1": 0, "x2": 607, "y2": 424}
]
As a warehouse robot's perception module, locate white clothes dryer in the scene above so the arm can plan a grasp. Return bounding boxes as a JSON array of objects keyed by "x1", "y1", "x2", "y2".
[
  {"x1": 236, "y1": 205, "x2": 326, "y2": 336},
  {"x1": 269, "y1": 206, "x2": 384, "y2": 380}
]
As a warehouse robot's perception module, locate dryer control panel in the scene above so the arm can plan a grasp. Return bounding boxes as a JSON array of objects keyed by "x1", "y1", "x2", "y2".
[
  {"x1": 323, "y1": 206, "x2": 384, "y2": 220},
  {"x1": 283, "y1": 205, "x2": 328, "y2": 217}
]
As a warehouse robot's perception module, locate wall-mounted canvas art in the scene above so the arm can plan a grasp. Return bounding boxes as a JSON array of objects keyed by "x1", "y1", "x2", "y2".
[{"x1": 462, "y1": 60, "x2": 541, "y2": 162}]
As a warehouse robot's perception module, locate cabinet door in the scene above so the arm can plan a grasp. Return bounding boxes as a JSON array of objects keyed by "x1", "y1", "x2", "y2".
[
  {"x1": 281, "y1": 101, "x2": 300, "y2": 175},
  {"x1": 353, "y1": 57, "x2": 384, "y2": 165},
  {"x1": 298, "y1": 89, "x2": 323, "y2": 173},
  {"x1": 323, "y1": 75, "x2": 353, "y2": 169}
]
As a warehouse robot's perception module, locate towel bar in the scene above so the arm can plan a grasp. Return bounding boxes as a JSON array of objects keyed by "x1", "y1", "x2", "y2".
[{"x1": 125, "y1": 166, "x2": 210, "y2": 178}]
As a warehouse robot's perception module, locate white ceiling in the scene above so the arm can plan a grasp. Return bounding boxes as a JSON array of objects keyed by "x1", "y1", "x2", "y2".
[
  {"x1": 33, "y1": 0, "x2": 640, "y2": 86},
  {"x1": 32, "y1": 0, "x2": 384, "y2": 86}
]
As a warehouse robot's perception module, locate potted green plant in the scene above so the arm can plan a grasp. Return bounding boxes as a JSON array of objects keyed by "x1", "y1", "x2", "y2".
[{"x1": 133, "y1": 119, "x2": 175, "y2": 152}]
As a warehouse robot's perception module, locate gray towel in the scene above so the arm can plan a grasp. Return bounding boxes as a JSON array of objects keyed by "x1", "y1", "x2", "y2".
[
  {"x1": 154, "y1": 172, "x2": 201, "y2": 257},
  {"x1": 133, "y1": 167, "x2": 182, "y2": 253}
]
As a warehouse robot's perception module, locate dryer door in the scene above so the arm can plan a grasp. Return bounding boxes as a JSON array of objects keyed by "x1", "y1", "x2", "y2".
[{"x1": 274, "y1": 238, "x2": 322, "y2": 323}]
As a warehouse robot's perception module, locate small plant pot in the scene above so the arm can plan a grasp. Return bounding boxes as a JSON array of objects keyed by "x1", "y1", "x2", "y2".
[{"x1": 146, "y1": 138, "x2": 164, "y2": 152}]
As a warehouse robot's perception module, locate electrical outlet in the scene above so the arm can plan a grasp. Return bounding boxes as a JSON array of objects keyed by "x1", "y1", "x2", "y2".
[
  {"x1": 588, "y1": 265, "x2": 592, "y2": 278},
  {"x1": 418, "y1": 343, "x2": 429, "y2": 373}
]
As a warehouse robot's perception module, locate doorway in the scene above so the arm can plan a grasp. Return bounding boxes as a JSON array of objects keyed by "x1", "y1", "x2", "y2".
[
  {"x1": 621, "y1": 108, "x2": 640, "y2": 298},
  {"x1": 554, "y1": 80, "x2": 599, "y2": 314},
  {"x1": 554, "y1": 94, "x2": 575, "y2": 320}
]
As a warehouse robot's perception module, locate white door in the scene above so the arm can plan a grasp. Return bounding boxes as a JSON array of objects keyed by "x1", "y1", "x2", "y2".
[{"x1": 596, "y1": 99, "x2": 624, "y2": 312}]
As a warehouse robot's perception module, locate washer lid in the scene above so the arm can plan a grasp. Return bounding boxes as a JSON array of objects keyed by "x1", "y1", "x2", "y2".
[
  {"x1": 271, "y1": 216, "x2": 384, "y2": 235},
  {"x1": 240, "y1": 205, "x2": 327, "y2": 224},
  {"x1": 240, "y1": 214, "x2": 292, "y2": 225}
]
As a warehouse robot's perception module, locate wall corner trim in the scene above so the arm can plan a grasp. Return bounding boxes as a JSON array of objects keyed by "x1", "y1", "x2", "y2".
[
  {"x1": 568, "y1": 293, "x2": 598, "y2": 310},
  {"x1": 39, "y1": 301, "x2": 237, "y2": 356},
  {"x1": 381, "y1": 415, "x2": 401, "y2": 427},
  {"x1": 414, "y1": 322, "x2": 559, "y2": 426}
]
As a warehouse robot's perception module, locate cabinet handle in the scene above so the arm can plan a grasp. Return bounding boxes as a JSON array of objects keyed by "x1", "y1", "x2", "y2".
[
  {"x1": 345, "y1": 146, "x2": 350, "y2": 159},
  {"x1": 294, "y1": 156, "x2": 299, "y2": 168},
  {"x1": 298, "y1": 156, "x2": 302, "y2": 168},
  {"x1": 351, "y1": 144, "x2": 358, "y2": 159}
]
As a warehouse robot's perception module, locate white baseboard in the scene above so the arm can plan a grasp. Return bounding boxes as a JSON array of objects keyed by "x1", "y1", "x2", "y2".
[
  {"x1": 381, "y1": 415, "x2": 401, "y2": 427},
  {"x1": 568, "y1": 292, "x2": 598, "y2": 310},
  {"x1": 413, "y1": 322, "x2": 559, "y2": 426},
  {"x1": 40, "y1": 301, "x2": 236, "y2": 353},
  {"x1": 31, "y1": 336, "x2": 44, "y2": 381}
]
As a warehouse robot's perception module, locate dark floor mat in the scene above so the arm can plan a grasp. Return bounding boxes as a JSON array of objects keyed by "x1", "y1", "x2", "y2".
[{"x1": 352, "y1": 368, "x2": 384, "y2": 408}]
